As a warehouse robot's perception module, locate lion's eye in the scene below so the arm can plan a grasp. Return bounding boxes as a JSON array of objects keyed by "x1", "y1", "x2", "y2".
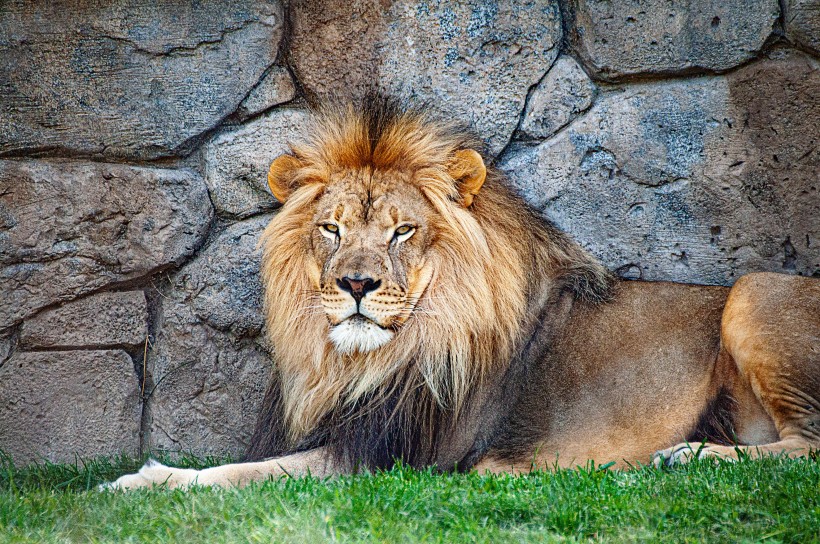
[
  {"x1": 393, "y1": 225, "x2": 416, "y2": 240},
  {"x1": 319, "y1": 223, "x2": 342, "y2": 241}
]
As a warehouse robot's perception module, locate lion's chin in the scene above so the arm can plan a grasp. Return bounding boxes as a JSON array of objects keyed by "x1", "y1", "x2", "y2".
[{"x1": 329, "y1": 317, "x2": 394, "y2": 354}]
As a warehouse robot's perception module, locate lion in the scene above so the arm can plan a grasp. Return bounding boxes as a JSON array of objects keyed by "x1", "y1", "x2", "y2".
[{"x1": 106, "y1": 99, "x2": 820, "y2": 489}]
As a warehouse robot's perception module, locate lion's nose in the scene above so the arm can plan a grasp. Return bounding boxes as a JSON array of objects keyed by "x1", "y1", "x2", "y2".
[{"x1": 337, "y1": 276, "x2": 381, "y2": 303}]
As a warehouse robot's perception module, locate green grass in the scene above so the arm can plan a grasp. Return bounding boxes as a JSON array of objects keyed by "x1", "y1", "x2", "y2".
[{"x1": 0, "y1": 453, "x2": 818, "y2": 543}]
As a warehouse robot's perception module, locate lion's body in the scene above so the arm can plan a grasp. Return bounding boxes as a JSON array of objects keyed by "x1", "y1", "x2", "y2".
[
  {"x1": 107, "y1": 101, "x2": 820, "y2": 490},
  {"x1": 478, "y1": 280, "x2": 730, "y2": 469}
]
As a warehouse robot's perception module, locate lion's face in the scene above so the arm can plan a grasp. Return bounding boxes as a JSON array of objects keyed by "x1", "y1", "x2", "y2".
[
  {"x1": 310, "y1": 169, "x2": 435, "y2": 353},
  {"x1": 264, "y1": 107, "x2": 488, "y2": 360}
]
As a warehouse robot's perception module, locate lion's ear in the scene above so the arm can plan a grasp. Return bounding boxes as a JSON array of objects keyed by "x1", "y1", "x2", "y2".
[
  {"x1": 267, "y1": 154, "x2": 303, "y2": 203},
  {"x1": 448, "y1": 149, "x2": 486, "y2": 207}
]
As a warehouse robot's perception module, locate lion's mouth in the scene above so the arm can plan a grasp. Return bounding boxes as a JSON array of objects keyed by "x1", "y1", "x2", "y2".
[
  {"x1": 350, "y1": 313, "x2": 393, "y2": 328},
  {"x1": 328, "y1": 314, "x2": 394, "y2": 354}
]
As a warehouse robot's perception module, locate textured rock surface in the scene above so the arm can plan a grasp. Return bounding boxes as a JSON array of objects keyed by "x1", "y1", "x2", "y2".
[
  {"x1": 566, "y1": 0, "x2": 780, "y2": 80},
  {"x1": 204, "y1": 109, "x2": 310, "y2": 217},
  {"x1": 785, "y1": 0, "x2": 820, "y2": 55},
  {"x1": 147, "y1": 216, "x2": 272, "y2": 457},
  {"x1": 289, "y1": 0, "x2": 562, "y2": 155},
  {"x1": 236, "y1": 66, "x2": 296, "y2": 121},
  {"x1": 520, "y1": 55, "x2": 597, "y2": 140},
  {"x1": 19, "y1": 291, "x2": 148, "y2": 350},
  {"x1": 0, "y1": 350, "x2": 140, "y2": 463},
  {"x1": 0, "y1": 1, "x2": 284, "y2": 160},
  {"x1": 500, "y1": 50, "x2": 820, "y2": 285},
  {"x1": 0, "y1": 160, "x2": 212, "y2": 330}
]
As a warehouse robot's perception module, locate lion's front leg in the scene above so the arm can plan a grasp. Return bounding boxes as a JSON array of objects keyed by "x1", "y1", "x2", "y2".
[
  {"x1": 101, "y1": 447, "x2": 336, "y2": 490},
  {"x1": 100, "y1": 459, "x2": 201, "y2": 490}
]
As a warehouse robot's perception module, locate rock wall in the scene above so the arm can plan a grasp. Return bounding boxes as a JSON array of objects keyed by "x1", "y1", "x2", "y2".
[{"x1": 1, "y1": 0, "x2": 818, "y2": 463}]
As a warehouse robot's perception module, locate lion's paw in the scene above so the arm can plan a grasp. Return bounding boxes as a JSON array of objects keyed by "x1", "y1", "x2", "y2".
[
  {"x1": 652, "y1": 442, "x2": 734, "y2": 467},
  {"x1": 99, "y1": 459, "x2": 201, "y2": 491}
]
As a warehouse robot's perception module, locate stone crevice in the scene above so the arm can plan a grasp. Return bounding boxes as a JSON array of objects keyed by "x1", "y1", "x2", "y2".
[
  {"x1": 98, "y1": 19, "x2": 273, "y2": 58},
  {"x1": 567, "y1": 5, "x2": 786, "y2": 84},
  {"x1": 495, "y1": 52, "x2": 564, "y2": 161},
  {"x1": 175, "y1": 63, "x2": 297, "y2": 160},
  {"x1": 0, "y1": 327, "x2": 19, "y2": 368},
  {"x1": 777, "y1": 0, "x2": 789, "y2": 34}
]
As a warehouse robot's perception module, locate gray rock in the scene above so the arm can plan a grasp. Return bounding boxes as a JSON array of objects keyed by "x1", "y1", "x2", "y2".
[
  {"x1": 236, "y1": 66, "x2": 297, "y2": 121},
  {"x1": 0, "y1": 350, "x2": 140, "y2": 464},
  {"x1": 520, "y1": 55, "x2": 597, "y2": 140},
  {"x1": 500, "y1": 50, "x2": 820, "y2": 285},
  {"x1": 785, "y1": 0, "x2": 820, "y2": 55},
  {"x1": 0, "y1": 1, "x2": 284, "y2": 160},
  {"x1": 0, "y1": 160, "x2": 213, "y2": 330},
  {"x1": 289, "y1": 0, "x2": 562, "y2": 155},
  {"x1": 204, "y1": 109, "x2": 310, "y2": 218},
  {"x1": 147, "y1": 216, "x2": 272, "y2": 457},
  {"x1": 565, "y1": 0, "x2": 780, "y2": 81},
  {"x1": 19, "y1": 291, "x2": 148, "y2": 350},
  {"x1": 179, "y1": 216, "x2": 270, "y2": 337}
]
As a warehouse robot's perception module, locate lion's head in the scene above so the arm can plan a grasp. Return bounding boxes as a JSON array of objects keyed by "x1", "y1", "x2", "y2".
[
  {"x1": 252, "y1": 99, "x2": 612, "y2": 467},
  {"x1": 269, "y1": 121, "x2": 488, "y2": 355}
]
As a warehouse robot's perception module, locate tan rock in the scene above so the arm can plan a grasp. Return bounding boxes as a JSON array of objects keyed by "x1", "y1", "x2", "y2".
[
  {"x1": 146, "y1": 216, "x2": 272, "y2": 457},
  {"x1": 289, "y1": 0, "x2": 562, "y2": 155},
  {"x1": 0, "y1": 350, "x2": 140, "y2": 464},
  {"x1": 0, "y1": 1, "x2": 284, "y2": 159},
  {"x1": 566, "y1": 0, "x2": 780, "y2": 81},
  {"x1": 204, "y1": 109, "x2": 310, "y2": 218},
  {"x1": 19, "y1": 291, "x2": 148, "y2": 350},
  {"x1": 236, "y1": 66, "x2": 297, "y2": 121},
  {"x1": 0, "y1": 160, "x2": 212, "y2": 330}
]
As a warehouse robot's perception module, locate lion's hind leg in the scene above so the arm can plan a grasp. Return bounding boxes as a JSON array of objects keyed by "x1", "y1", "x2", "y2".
[
  {"x1": 656, "y1": 273, "x2": 820, "y2": 466},
  {"x1": 653, "y1": 438, "x2": 814, "y2": 466}
]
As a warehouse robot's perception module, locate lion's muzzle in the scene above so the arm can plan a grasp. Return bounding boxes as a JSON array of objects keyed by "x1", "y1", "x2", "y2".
[
  {"x1": 336, "y1": 276, "x2": 381, "y2": 304},
  {"x1": 322, "y1": 273, "x2": 401, "y2": 354}
]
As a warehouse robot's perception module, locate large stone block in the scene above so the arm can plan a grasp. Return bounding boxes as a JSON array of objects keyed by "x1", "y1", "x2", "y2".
[
  {"x1": 565, "y1": 0, "x2": 780, "y2": 81},
  {"x1": 785, "y1": 0, "x2": 820, "y2": 55},
  {"x1": 500, "y1": 49, "x2": 820, "y2": 285},
  {"x1": 0, "y1": 1, "x2": 284, "y2": 160},
  {"x1": 289, "y1": 0, "x2": 562, "y2": 155},
  {"x1": 147, "y1": 216, "x2": 272, "y2": 457},
  {"x1": 0, "y1": 350, "x2": 140, "y2": 464},
  {"x1": 0, "y1": 160, "x2": 213, "y2": 330},
  {"x1": 19, "y1": 291, "x2": 148, "y2": 350},
  {"x1": 204, "y1": 109, "x2": 310, "y2": 218}
]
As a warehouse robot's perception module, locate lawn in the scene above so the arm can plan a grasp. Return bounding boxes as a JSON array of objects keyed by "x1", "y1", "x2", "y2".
[{"x1": 0, "y1": 453, "x2": 818, "y2": 543}]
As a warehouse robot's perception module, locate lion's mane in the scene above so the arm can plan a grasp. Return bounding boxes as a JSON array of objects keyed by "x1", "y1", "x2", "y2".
[{"x1": 247, "y1": 98, "x2": 613, "y2": 469}]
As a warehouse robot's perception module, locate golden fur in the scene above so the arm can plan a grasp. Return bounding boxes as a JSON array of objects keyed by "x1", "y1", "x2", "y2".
[
  {"x1": 105, "y1": 100, "x2": 819, "y2": 490},
  {"x1": 256, "y1": 101, "x2": 610, "y2": 451}
]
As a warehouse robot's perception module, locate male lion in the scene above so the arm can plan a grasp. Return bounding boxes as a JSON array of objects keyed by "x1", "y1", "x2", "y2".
[{"x1": 108, "y1": 100, "x2": 819, "y2": 489}]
